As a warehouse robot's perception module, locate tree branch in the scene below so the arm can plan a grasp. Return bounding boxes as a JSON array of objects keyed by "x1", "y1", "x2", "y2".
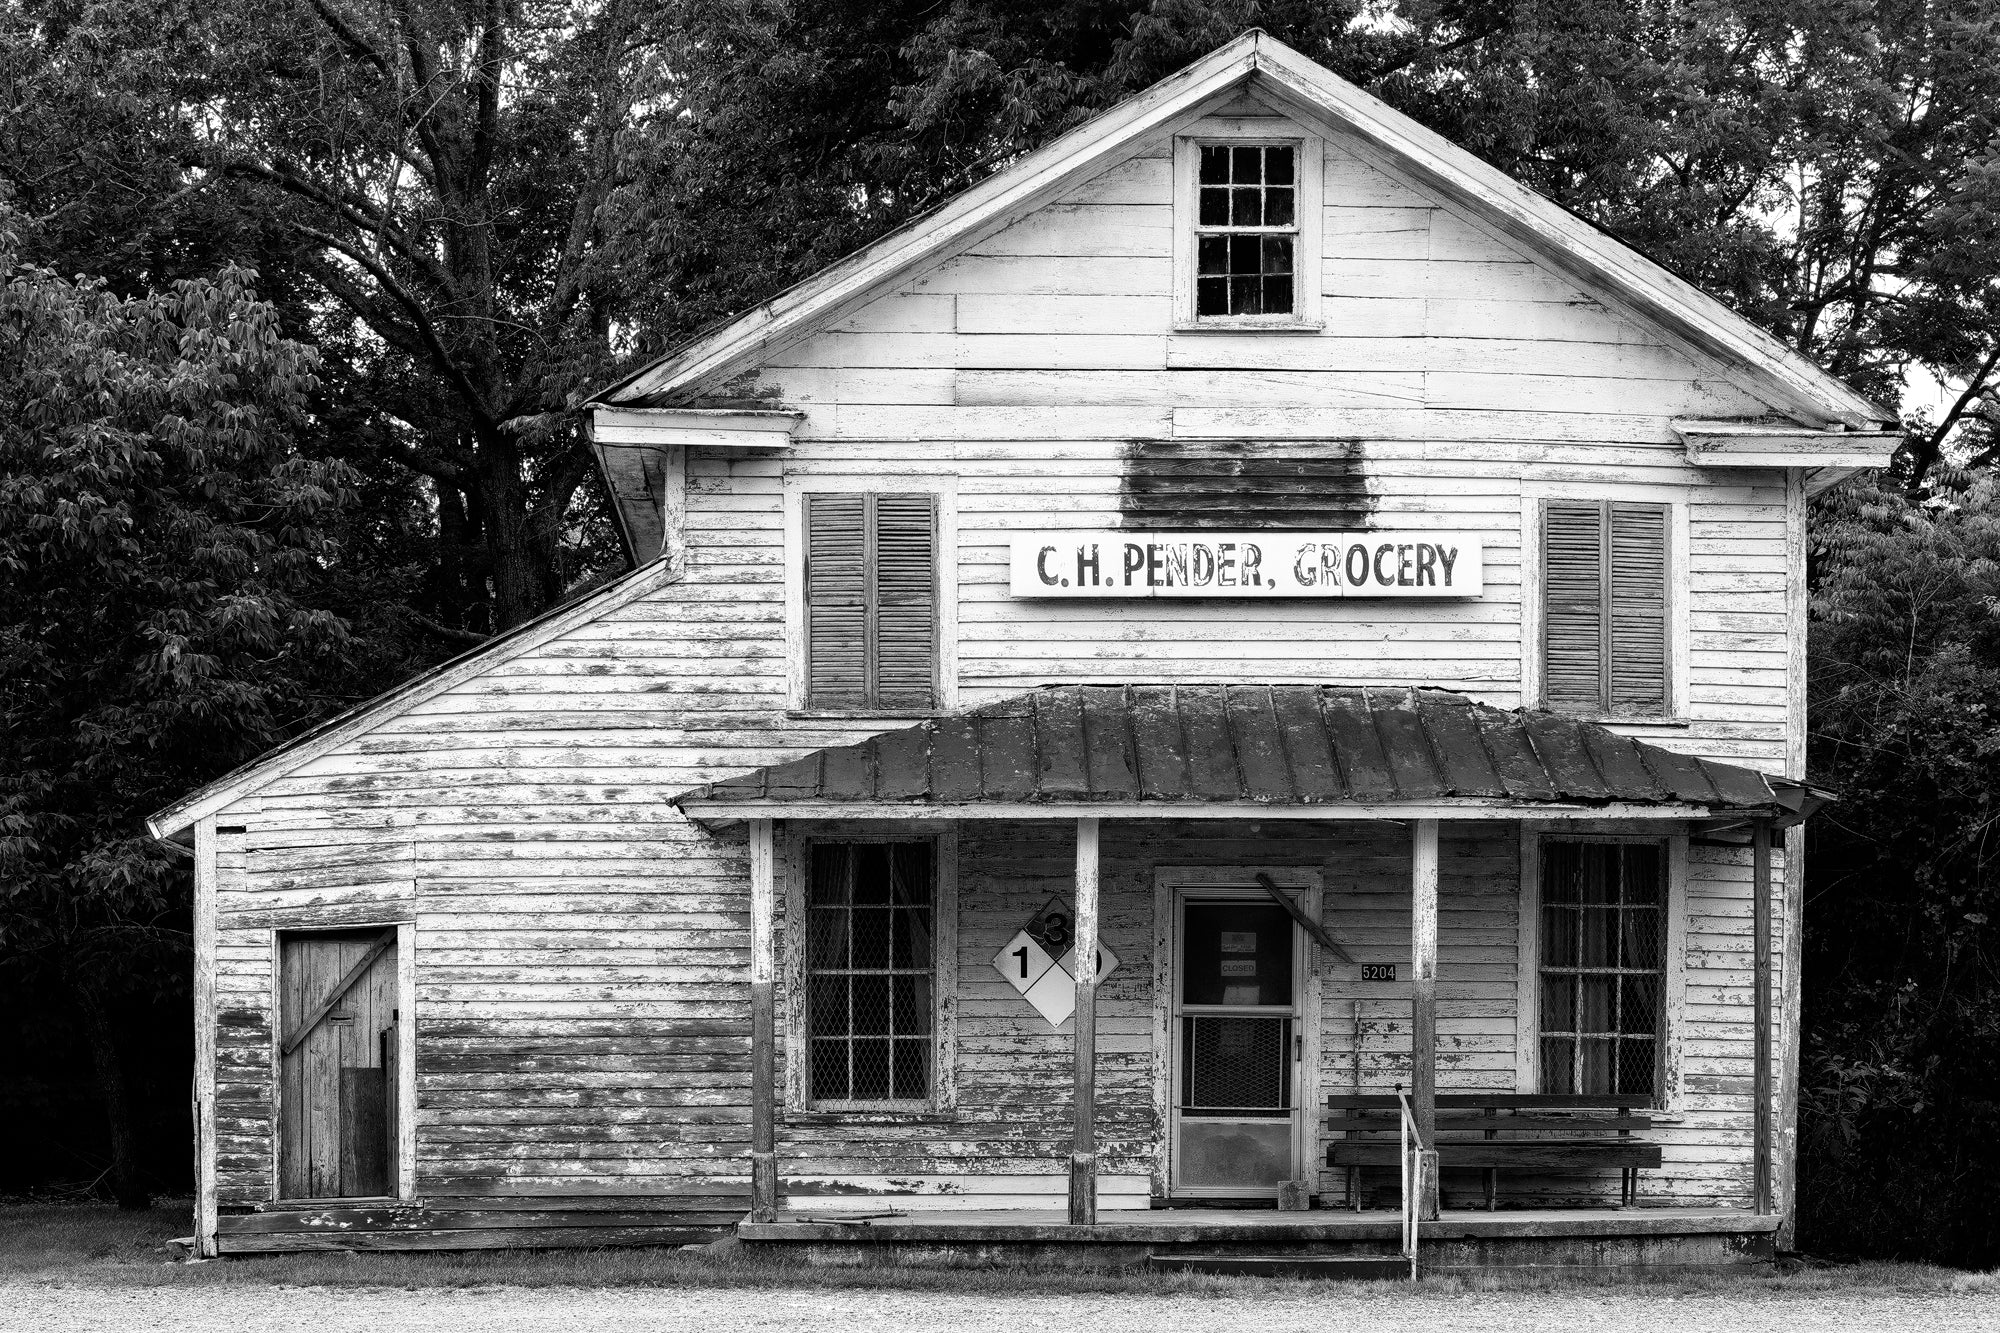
[{"x1": 289, "y1": 223, "x2": 500, "y2": 429}]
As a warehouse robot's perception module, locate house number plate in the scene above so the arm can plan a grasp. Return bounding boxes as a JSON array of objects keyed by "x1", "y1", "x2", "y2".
[{"x1": 1360, "y1": 964, "x2": 1398, "y2": 982}]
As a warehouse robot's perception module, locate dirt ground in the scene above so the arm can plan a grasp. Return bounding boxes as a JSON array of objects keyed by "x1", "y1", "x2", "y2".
[
  {"x1": 4, "y1": 1203, "x2": 1996, "y2": 1333},
  {"x1": 7, "y1": 1279, "x2": 2000, "y2": 1333}
]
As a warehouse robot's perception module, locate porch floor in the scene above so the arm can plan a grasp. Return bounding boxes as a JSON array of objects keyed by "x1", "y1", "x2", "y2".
[{"x1": 740, "y1": 1206, "x2": 1779, "y2": 1244}]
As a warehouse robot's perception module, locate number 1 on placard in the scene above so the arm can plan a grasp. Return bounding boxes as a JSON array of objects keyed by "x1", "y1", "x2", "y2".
[{"x1": 1013, "y1": 946, "x2": 1029, "y2": 979}]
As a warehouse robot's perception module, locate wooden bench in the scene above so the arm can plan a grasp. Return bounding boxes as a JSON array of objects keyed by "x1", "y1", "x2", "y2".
[{"x1": 1324, "y1": 1093, "x2": 1662, "y2": 1210}]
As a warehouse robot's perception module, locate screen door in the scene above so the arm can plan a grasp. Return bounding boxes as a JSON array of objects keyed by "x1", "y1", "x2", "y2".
[{"x1": 1170, "y1": 894, "x2": 1305, "y2": 1197}]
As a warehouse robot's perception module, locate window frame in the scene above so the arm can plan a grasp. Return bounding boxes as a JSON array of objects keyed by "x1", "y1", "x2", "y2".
[
  {"x1": 1520, "y1": 489, "x2": 1690, "y2": 725},
  {"x1": 782, "y1": 827, "x2": 958, "y2": 1116},
  {"x1": 1172, "y1": 125, "x2": 1323, "y2": 331},
  {"x1": 784, "y1": 477, "x2": 957, "y2": 717},
  {"x1": 1516, "y1": 828, "x2": 1687, "y2": 1113}
]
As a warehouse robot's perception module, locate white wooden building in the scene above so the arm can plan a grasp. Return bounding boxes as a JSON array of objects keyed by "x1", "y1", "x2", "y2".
[{"x1": 152, "y1": 33, "x2": 1899, "y2": 1271}]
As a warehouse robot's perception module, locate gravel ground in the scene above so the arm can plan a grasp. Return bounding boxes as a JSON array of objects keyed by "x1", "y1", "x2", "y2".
[{"x1": 6, "y1": 1281, "x2": 1998, "y2": 1333}]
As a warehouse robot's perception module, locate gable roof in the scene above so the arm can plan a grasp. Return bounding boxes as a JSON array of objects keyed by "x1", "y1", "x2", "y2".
[
  {"x1": 146, "y1": 559, "x2": 685, "y2": 841},
  {"x1": 674, "y1": 683, "x2": 1823, "y2": 826},
  {"x1": 596, "y1": 31, "x2": 1891, "y2": 432}
]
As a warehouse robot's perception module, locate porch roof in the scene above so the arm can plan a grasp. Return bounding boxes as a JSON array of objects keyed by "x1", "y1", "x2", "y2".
[{"x1": 674, "y1": 685, "x2": 1821, "y2": 825}]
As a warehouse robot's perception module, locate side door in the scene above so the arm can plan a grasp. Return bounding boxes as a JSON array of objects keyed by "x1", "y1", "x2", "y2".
[{"x1": 278, "y1": 929, "x2": 399, "y2": 1199}]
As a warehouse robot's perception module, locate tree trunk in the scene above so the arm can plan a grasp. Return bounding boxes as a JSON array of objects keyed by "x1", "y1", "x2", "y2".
[{"x1": 72, "y1": 982, "x2": 150, "y2": 1210}]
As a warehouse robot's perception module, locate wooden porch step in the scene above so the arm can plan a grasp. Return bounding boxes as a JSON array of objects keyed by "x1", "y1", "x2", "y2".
[{"x1": 1145, "y1": 1252, "x2": 1410, "y2": 1280}]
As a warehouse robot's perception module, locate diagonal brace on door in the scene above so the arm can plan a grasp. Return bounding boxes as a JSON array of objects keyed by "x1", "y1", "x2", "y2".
[
  {"x1": 1255, "y1": 874, "x2": 1353, "y2": 965},
  {"x1": 281, "y1": 930, "x2": 396, "y2": 1056}
]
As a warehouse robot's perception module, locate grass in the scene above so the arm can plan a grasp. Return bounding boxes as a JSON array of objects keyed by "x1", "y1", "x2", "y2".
[{"x1": 1, "y1": 1200, "x2": 1991, "y2": 1301}]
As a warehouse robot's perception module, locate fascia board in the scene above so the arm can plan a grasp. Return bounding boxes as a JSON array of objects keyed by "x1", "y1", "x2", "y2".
[
  {"x1": 1243, "y1": 43, "x2": 1892, "y2": 429},
  {"x1": 146, "y1": 560, "x2": 686, "y2": 840}
]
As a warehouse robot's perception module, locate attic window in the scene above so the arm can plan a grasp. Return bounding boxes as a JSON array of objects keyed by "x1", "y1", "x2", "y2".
[
  {"x1": 1196, "y1": 145, "x2": 1296, "y2": 317},
  {"x1": 1174, "y1": 133, "x2": 1321, "y2": 330}
]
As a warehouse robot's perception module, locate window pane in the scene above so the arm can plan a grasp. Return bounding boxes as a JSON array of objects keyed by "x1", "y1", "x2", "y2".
[
  {"x1": 1579, "y1": 906, "x2": 1617, "y2": 967},
  {"x1": 1542, "y1": 1037, "x2": 1575, "y2": 1093},
  {"x1": 1260, "y1": 235, "x2": 1292, "y2": 273},
  {"x1": 850, "y1": 906, "x2": 890, "y2": 968},
  {"x1": 892, "y1": 1039, "x2": 930, "y2": 1101},
  {"x1": 1199, "y1": 186, "x2": 1229, "y2": 226},
  {"x1": 1232, "y1": 145, "x2": 1260, "y2": 181},
  {"x1": 1262, "y1": 276, "x2": 1293, "y2": 313},
  {"x1": 852, "y1": 974, "x2": 891, "y2": 1037},
  {"x1": 1197, "y1": 235, "x2": 1228, "y2": 274},
  {"x1": 1199, "y1": 145, "x2": 1230, "y2": 184},
  {"x1": 1620, "y1": 974, "x2": 1660, "y2": 1036},
  {"x1": 1196, "y1": 276, "x2": 1228, "y2": 315},
  {"x1": 1578, "y1": 975, "x2": 1614, "y2": 1033},
  {"x1": 1231, "y1": 186, "x2": 1262, "y2": 226},
  {"x1": 1542, "y1": 904, "x2": 1577, "y2": 966},
  {"x1": 810, "y1": 974, "x2": 847, "y2": 1036},
  {"x1": 1229, "y1": 274, "x2": 1260, "y2": 314},
  {"x1": 1578, "y1": 1038, "x2": 1615, "y2": 1094},
  {"x1": 1543, "y1": 842, "x2": 1583, "y2": 904},
  {"x1": 1620, "y1": 905, "x2": 1662, "y2": 971},
  {"x1": 808, "y1": 907, "x2": 849, "y2": 969},
  {"x1": 890, "y1": 842, "x2": 933, "y2": 906},
  {"x1": 851, "y1": 1038, "x2": 891, "y2": 1100},
  {"x1": 810, "y1": 1039, "x2": 848, "y2": 1101},
  {"x1": 890, "y1": 974, "x2": 929, "y2": 1033},
  {"x1": 1616, "y1": 1038, "x2": 1656, "y2": 1096},
  {"x1": 1265, "y1": 186, "x2": 1294, "y2": 226},
  {"x1": 891, "y1": 908, "x2": 932, "y2": 968},
  {"x1": 1622, "y1": 844, "x2": 1664, "y2": 905},
  {"x1": 1265, "y1": 145, "x2": 1294, "y2": 184},
  {"x1": 807, "y1": 845, "x2": 849, "y2": 905},
  {"x1": 1579, "y1": 845, "x2": 1618, "y2": 904},
  {"x1": 1540, "y1": 974, "x2": 1575, "y2": 1032},
  {"x1": 852, "y1": 844, "x2": 892, "y2": 904}
]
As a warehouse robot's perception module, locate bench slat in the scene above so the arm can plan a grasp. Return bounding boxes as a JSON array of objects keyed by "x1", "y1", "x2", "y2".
[
  {"x1": 1324, "y1": 1094, "x2": 1650, "y2": 1111},
  {"x1": 1325, "y1": 1114, "x2": 1653, "y2": 1133},
  {"x1": 1327, "y1": 1141, "x2": 1664, "y2": 1171}
]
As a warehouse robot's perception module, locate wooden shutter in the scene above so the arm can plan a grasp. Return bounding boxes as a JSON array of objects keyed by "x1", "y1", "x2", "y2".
[
  {"x1": 1541, "y1": 500, "x2": 1670, "y2": 717},
  {"x1": 1607, "y1": 503, "x2": 1669, "y2": 715},
  {"x1": 805, "y1": 495, "x2": 869, "y2": 708},
  {"x1": 873, "y1": 495, "x2": 938, "y2": 709},
  {"x1": 1542, "y1": 501, "x2": 1607, "y2": 711},
  {"x1": 805, "y1": 493, "x2": 937, "y2": 710}
]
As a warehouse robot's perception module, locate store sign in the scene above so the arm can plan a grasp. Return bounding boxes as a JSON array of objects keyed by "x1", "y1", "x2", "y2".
[
  {"x1": 991, "y1": 896, "x2": 1120, "y2": 1030},
  {"x1": 1008, "y1": 531, "x2": 1483, "y2": 598}
]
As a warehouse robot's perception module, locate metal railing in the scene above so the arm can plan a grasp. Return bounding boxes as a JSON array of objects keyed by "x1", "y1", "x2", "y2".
[{"x1": 1397, "y1": 1087, "x2": 1424, "y2": 1279}]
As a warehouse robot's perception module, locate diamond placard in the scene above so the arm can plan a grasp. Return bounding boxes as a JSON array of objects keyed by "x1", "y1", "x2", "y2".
[{"x1": 991, "y1": 930, "x2": 1057, "y2": 998}]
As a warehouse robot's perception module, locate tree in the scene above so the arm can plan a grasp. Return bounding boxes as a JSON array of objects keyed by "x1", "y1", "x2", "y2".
[
  {"x1": 0, "y1": 219, "x2": 418, "y2": 1205},
  {"x1": 1800, "y1": 473, "x2": 2000, "y2": 1266}
]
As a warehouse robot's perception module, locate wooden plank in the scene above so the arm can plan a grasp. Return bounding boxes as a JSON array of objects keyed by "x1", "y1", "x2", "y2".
[
  {"x1": 749, "y1": 818, "x2": 777, "y2": 1224},
  {"x1": 1328, "y1": 1141, "x2": 1664, "y2": 1170},
  {"x1": 1752, "y1": 818, "x2": 1772, "y2": 1215},
  {"x1": 193, "y1": 818, "x2": 220, "y2": 1258},
  {"x1": 215, "y1": 1225, "x2": 725, "y2": 1253},
  {"x1": 1070, "y1": 816, "x2": 1099, "y2": 1226},
  {"x1": 1255, "y1": 873, "x2": 1351, "y2": 964},
  {"x1": 281, "y1": 931, "x2": 396, "y2": 1056},
  {"x1": 1410, "y1": 817, "x2": 1440, "y2": 1220}
]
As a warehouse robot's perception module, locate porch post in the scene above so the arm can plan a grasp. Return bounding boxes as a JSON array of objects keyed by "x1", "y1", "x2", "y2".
[
  {"x1": 1411, "y1": 818, "x2": 1441, "y2": 1221},
  {"x1": 749, "y1": 818, "x2": 778, "y2": 1224},
  {"x1": 1752, "y1": 818, "x2": 1773, "y2": 1215},
  {"x1": 1070, "y1": 816, "x2": 1100, "y2": 1226}
]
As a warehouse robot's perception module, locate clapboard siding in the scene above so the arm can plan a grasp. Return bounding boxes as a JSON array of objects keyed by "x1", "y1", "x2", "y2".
[{"x1": 195, "y1": 99, "x2": 1803, "y2": 1231}]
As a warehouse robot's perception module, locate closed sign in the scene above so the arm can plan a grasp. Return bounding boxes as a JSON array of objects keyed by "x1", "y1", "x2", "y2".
[{"x1": 1010, "y1": 531, "x2": 1483, "y2": 598}]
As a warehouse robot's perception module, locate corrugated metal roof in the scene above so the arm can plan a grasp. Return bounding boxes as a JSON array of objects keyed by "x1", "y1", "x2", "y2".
[{"x1": 676, "y1": 685, "x2": 1816, "y2": 816}]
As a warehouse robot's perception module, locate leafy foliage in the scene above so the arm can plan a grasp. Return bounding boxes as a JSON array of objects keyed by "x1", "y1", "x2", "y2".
[
  {"x1": 0, "y1": 220, "x2": 432, "y2": 1203},
  {"x1": 1802, "y1": 475, "x2": 2000, "y2": 1266}
]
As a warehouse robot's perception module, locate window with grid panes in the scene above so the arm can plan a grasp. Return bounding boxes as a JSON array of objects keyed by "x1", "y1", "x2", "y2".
[
  {"x1": 805, "y1": 842, "x2": 935, "y2": 1106},
  {"x1": 1538, "y1": 841, "x2": 1666, "y2": 1100},
  {"x1": 1195, "y1": 143, "x2": 1297, "y2": 318}
]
